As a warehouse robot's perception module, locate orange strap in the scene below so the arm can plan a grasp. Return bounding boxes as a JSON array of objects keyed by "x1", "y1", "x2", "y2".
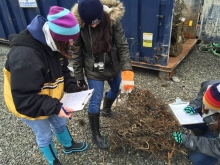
[{"x1": 124, "y1": 85, "x2": 134, "y2": 90}]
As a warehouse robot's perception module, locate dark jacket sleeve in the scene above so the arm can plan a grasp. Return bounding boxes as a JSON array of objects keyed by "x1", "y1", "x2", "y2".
[
  {"x1": 72, "y1": 34, "x2": 85, "y2": 80},
  {"x1": 113, "y1": 20, "x2": 132, "y2": 71},
  {"x1": 10, "y1": 59, "x2": 62, "y2": 118},
  {"x1": 182, "y1": 134, "x2": 220, "y2": 158},
  {"x1": 189, "y1": 80, "x2": 220, "y2": 113}
]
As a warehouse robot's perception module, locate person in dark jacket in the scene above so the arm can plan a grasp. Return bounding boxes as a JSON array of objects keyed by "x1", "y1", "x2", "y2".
[
  {"x1": 3, "y1": 6, "x2": 88, "y2": 165},
  {"x1": 173, "y1": 80, "x2": 220, "y2": 165},
  {"x1": 71, "y1": 0, "x2": 134, "y2": 150}
]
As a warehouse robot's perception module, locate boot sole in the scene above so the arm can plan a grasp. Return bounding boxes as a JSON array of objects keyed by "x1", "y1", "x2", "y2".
[
  {"x1": 101, "y1": 112, "x2": 113, "y2": 117},
  {"x1": 63, "y1": 142, "x2": 88, "y2": 154},
  {"x1": 92, "y1": 138, "x2": 109, "y2": 150}
]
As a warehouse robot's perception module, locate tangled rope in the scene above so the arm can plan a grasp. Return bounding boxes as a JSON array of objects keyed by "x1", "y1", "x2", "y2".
[
  {"x1": 108, "y1": 89, "x2": 186, "y2": 163},
  {"x1": 199, "y1": 42, "x2": 220, "y2": 57}
]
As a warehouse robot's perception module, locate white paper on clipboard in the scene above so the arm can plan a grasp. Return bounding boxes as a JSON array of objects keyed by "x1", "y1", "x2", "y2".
[
  {"x1": 61, "y1": 89, "x2": 94, "y2": 111},
  {"x1": 168, "y1": 102, "x2": 204, "y2": 125}
]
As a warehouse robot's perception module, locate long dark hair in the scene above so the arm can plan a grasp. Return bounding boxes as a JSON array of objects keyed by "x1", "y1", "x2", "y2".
[
  {"x1": 92, "y1": 12, "x2": 112, "y2": 53},
  {"x1": 54, "y1": 40, "x2": 78, "y2": 59}
]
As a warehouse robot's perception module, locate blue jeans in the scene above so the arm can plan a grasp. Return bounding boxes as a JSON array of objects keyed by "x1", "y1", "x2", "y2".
[
  {"x1": 21, "y1": 115, "x2": 66, "y2": 148},
  {"x1": 87, "y1": 72, "x2": 121, "y2": 114},
  {"x1": 189, "y1": 129, "x2": 218, "y2": 165}
]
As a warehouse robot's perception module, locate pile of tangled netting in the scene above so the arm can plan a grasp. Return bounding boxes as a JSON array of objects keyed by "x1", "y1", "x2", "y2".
[
  {"x1": 199, "y1": 42, "x2": 220, "y2": 57},
  {"x1": 107, "y1": 89, "x2": 186, "y2": 163}
]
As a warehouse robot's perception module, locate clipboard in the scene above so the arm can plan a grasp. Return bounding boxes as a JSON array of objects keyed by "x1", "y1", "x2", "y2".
[
  {"x1": 168, "y1": 97, "x2": 204, "y2": 126},
  {"x1": 61, "y1": 89, "x2": 94, "y2": 111}
]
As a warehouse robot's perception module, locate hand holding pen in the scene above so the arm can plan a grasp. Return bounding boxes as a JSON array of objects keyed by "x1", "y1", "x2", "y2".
[
  {"x1": 58, "y1": 106, "x2": 73, "y2": 120},
  {"x1": 184, "y1": 105, "x2": 200, "y2": 115}
]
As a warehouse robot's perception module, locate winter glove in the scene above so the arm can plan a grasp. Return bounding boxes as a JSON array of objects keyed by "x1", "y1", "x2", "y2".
[
  {"x1": 77, "y1": 80, "x2": 88, "y2": 89},
  {"x1": 173, "y1": 132, "x2": 183, "y2": 144},
  {"x1": 67, "y1": 85, "x2": 88, "y2": 93},
  {"x1": 121, "y1": 70, "x2": 134, "y2": 93},
  {"x1": 184, "y1": 105, "x2": 196, "y2": 115}
]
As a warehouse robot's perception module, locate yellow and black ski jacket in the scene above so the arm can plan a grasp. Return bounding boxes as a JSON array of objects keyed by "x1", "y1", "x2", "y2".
[{"x1": 4, "y1": 29, "x2": 78, "y2": 120}]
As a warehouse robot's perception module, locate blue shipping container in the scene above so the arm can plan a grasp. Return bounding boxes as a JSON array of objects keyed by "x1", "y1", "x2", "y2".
[{"x1": 0, "y1": 0, "x2": 174, "y2": 67}]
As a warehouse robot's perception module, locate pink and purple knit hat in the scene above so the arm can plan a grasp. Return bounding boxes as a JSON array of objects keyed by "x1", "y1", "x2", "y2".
[{"x1": 47, "y1": 6, "x2": 80, "y2": 42}]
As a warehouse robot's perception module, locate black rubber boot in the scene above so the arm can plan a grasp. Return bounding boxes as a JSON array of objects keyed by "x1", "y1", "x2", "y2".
[
  {"x1": 101, "y1": 93, "x2": 115, "y2": 117},
  {"x1": 88, "y1": 113, "x2": 109, "y2": 150},
  {"x1": 53, "y1": 159, "x2": 63, "y2": 165}
]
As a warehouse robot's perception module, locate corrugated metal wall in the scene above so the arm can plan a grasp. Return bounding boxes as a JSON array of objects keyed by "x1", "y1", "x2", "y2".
[
  {"x1": 0, "y1": 0, "x2": 175, "y2": 66},
  {"x1": 136, "y1": 0, "x2": 174, "y2": 66},
  {"x1": 200, "y1": 0, "x2": 220, "y2": 42},
  {"x1": 0, "y1": 0, "x2": 79, "y2": 40}
]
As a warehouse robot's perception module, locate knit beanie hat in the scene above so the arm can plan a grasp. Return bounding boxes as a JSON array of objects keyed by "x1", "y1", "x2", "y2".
[
  {"x1": 203, "y1": 83, "x2": 220, "y2": 111},
  {"x1": 78, "y1": 0, "x2": 103, "y2": 25},
  {"x1": 47, "y1": 6, "x2": 80, "y2": 42}
]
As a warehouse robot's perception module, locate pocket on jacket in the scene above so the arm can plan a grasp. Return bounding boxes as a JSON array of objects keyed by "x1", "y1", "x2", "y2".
[
  {"x1": 110, "y1": 46, "x2": 120, "y2": 69},
  {"x1": 84, "y1": 51, "x2": 94, "y2": 70}
]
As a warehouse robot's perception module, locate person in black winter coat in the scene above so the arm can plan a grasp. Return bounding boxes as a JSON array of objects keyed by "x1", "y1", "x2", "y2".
[
  {"x1": 4, "y1": 6, "x2": 88, "y2": 165},
  {"x1": 71, "y1": 0, "x2": 135, "y2": 150}
]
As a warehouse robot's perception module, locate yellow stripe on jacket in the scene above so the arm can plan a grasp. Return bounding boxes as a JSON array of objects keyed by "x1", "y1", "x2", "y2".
[{"x1": 3, "y1": 68, "x2": 64, "y2": 120}]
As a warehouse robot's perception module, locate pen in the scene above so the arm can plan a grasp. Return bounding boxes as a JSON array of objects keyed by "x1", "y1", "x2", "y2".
[
  {"x1": 192, "y1": 106, "x2": 201, "y2": 114},
  {"x1": 193, "y1": 106, "x2": 201, "y2": 110},
  {"x1": 61, "y1": 106, "x2": 72, "y2": 120}
]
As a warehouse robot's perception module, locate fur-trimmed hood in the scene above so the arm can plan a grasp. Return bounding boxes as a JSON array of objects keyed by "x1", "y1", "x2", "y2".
[{"x1": 71, "y1": 0, "x2": 125, "y2": 28}]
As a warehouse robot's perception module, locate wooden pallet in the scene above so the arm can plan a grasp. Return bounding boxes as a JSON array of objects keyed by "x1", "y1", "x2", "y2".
[{"x1": 131, "y1": 39, "x2": 198, "y2": 80}]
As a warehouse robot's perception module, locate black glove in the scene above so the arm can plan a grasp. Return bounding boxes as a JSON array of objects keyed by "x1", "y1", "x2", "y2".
[
  {"x1": 70, "y1": 86, "x2": 88, "y2": 93},
  {"x1": 66, "y1": 84, "x2": 88, "y2": 93},
  {"x1": 77, "y1": 80, "x2": 88, "y2": 89}
]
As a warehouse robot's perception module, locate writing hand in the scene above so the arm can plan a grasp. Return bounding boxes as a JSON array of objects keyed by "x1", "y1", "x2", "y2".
[
  {"x1": 58, "y1": 106, "x2": 74, "y2": 119},
  {"x1": 184, "y1": 105, "x2": 196, "y2": 115}
]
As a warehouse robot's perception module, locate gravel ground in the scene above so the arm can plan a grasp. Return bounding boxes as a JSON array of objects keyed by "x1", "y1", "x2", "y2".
[{"x1": 0, "y1": 42, "x2": 220, "y2": 165}]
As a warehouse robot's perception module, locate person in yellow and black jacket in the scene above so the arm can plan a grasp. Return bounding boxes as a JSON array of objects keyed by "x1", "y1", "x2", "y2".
[{"x1": 3, "y1": 6, "x2": 88, "y2": 165}]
